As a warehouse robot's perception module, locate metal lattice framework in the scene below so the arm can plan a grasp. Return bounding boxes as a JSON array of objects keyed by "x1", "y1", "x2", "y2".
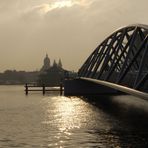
[{"x1": 78, "y1": 24, "x2": 148, "y2": 92}]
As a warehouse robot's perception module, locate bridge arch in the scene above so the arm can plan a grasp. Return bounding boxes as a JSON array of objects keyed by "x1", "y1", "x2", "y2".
[{"x1": 78, "y1": 24, "x2": 148, "y2": 93}]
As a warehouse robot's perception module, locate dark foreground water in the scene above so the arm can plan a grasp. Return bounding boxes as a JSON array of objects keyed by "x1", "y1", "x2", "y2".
[{"x1": 0, "y1": 85, "x2": 148, "y2": 148}]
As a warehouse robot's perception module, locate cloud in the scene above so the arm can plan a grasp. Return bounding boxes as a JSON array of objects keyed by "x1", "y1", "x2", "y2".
[
  {"x1": 22, "y1": 0, "x2": 89, "y2": 16},
  {"x1": 0, "y1": 0, "x2": 148, "y2": 72}
]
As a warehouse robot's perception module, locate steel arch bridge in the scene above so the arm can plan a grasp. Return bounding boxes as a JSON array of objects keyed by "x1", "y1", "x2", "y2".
[{"x1": 78, "y1": 24, "x2": 148, "y2": 94}]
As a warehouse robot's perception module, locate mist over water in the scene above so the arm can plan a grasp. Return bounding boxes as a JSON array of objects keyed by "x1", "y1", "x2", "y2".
[{"x1": 0, "y1": 85, "x2": 148, "y2": 147}]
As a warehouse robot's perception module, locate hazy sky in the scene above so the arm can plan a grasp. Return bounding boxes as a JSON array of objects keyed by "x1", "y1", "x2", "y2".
[{"x1": 0, "y1": 0, "x2": 148, "y2": 72}]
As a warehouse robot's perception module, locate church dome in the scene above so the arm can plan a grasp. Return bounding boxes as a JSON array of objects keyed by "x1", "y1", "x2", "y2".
[
  {"x1": 40, "y1": 54, "x2": 50, "y2": 72},
  {"x1": 44, "y1": 54, "x2": 50, "y2": 65}
]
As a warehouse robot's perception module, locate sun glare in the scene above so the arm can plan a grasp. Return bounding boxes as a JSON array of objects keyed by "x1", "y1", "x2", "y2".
[
  {"x1": 53, "y1": 1, "x2": 73, "y2": 8},
  {"x1": 38, "y1": 0, "x2": 90, "y2": 14},
  {"x1": 41, "y1": 0, "x2": 75, "y2": 13}
]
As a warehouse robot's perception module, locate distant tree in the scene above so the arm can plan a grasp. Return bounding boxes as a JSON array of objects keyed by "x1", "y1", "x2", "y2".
[{"x1": 0, "y1": 70, "x2": 39, "y2": 84}]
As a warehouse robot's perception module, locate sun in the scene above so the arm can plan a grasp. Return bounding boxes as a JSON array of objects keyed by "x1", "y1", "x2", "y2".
[
  {"x1": 40, "y1": 0, "x2": 79, "y2": 14},
  {"x1": 52, "y1": 0, "x2": 73, "y2": 8}
]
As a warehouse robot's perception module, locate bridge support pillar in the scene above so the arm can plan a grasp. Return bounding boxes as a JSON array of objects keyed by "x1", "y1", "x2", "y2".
[{"x1": 64, "y1": 78, "x2": 117, "y2": 96}]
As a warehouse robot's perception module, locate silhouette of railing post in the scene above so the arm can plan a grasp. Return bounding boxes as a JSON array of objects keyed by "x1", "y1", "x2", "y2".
[
  {"x1": 42, "y1": 84, "x2": 45, "y2": 95},
  {"x1": 25, "y1": 83, "x2": 28, "y2": 95},
  {"x1": 60, "y1": 82, "x2": 63, "y2": 96}
]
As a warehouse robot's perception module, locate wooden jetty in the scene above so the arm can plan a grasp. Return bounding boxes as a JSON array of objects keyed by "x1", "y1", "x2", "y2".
[{"x1": 25, "y1": 83, "x2": 64, "y2": 95}]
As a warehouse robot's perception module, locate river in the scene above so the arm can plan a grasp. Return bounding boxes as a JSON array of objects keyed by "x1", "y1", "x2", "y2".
[{"x1": 0, "y1": 85, "x2": 148, "y2": 147}]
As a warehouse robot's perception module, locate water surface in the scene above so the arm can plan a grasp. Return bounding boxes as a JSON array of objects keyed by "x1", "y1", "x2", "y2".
[{"x1": 0, "y1": 85, "x2": 148, "y2": 147}]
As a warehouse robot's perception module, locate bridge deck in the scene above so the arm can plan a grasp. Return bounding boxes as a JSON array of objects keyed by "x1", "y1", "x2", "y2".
[{"x1": 80, "y1": 77, "x2": 148, "y2": 100}]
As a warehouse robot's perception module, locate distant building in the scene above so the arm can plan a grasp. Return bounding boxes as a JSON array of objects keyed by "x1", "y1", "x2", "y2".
[
  {"x1": 58, "y1": 59, "x2": 62, "y2": 68},
  {"x1": 38, "y1": 54, "x2": 64, "y2": 86},
  {"x1": 0, "y1": 70, "x2": 39, "y2": 85},
  {"x1": 0, "y1": 53, "x2": 76, "y2": 85},
  {"x1": 40, "y1": 54, "x2": 50, "y2": 72}
]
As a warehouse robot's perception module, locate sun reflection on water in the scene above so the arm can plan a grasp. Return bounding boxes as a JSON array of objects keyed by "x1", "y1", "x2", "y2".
[
  {"x1": 42, "y1": 96, "x2": 83, "y2": 131},
  {"x1": 41, "y1": 95, "x2": 120, "y2": 147},
  {"x1": 56, "y1": 96, "x2": 81, "y2": 130},
  {"x1": 41, "y1": 96, "x2": 89, "y2": 147}
]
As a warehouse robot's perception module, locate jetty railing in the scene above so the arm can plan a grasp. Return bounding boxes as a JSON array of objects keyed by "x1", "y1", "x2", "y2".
[{"x1": 24, "y1": 83, "x2": 64, "y2": 95}]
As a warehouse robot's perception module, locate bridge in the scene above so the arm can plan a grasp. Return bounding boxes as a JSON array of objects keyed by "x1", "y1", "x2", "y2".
[{"x1": 64, "y1": 24, "x2": 148, "y2": 100}]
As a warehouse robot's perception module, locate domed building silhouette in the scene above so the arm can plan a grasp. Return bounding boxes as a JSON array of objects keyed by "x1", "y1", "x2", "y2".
[
  {"x1": 40, "y1": 54, "x2": 50, "y2": 72},
  {"x1": 38, "y1": 54, "x2": 65, "y2": 86}
]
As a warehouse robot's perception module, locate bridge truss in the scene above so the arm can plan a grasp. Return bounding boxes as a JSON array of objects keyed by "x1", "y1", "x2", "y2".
[{"x1": 78, "y1": 24, "x2": 148, "y2": 93}]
